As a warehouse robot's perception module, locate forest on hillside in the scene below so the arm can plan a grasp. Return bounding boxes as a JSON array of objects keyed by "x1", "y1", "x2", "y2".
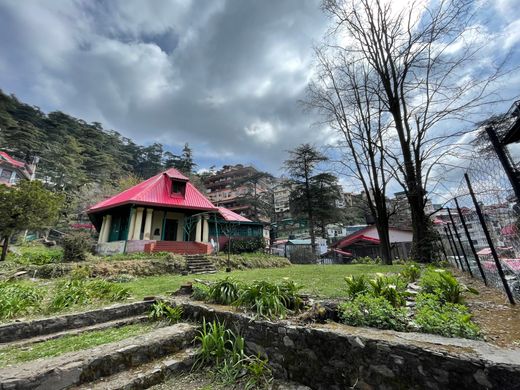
[{"x1": 0, "y1": 90, "x2": 198, "y2": 226}]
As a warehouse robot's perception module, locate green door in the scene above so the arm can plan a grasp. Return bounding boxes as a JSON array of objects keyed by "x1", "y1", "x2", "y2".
[{"x1": 108, "y1": 213, "x2": 130, "y2": 242}]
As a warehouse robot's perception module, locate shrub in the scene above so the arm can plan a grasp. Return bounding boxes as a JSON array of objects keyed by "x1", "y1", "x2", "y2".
[
  {"x1": 222, "y1": 237, "x2": 265, "y2": 254},
  {"x1": 400, "y1": 263, "x2": 421, "y2": 283},
  {"x1": 8, "y1": 247, "x2": 63, "y2": 265},
  {"x1": 234, "y1": 279, "x2": 302, "y2": 319},
  {"x1": 288, "y1": 247, "x2": 316, "y2": 264},
  {"x1": 344, "y1": 274, "x2": 369, "y2": 298},
  {"x1": 414, "y1": 294, "x2": 481, "y2": 339},
  {"x1": 62, "y1": 232, "x2": 93, "y2": 262},
  {"x1": 351, "y1": 256, "x2": 381, "y2": 264},
  {"x1": 148, "y1": 301, "x2": 183, "y2": 324},
  {"x1": 208, "y1": 277, "x2": 242, "y2": 305},
  {"x1": 339, "y1": 294, "x2": 408, "y2": 331},
  {"x1": 210, "y1": 253, "x2": 290, "y2": 270},
  {"x1": 192, "y1": 283, "x2": 210, "y2": 301},
  {"x1": 368, "y1": 274, "x2": 409, "y2": 307},
  {"x1": 420, "y1": 268, "x2": 478, "y2": 304},
  {"x1": 0, "y1": 281, "x2": 43, "y2": 320}
]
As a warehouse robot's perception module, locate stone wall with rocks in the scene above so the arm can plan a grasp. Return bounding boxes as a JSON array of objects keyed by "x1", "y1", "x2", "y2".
[{"x1": 175, "y1": 299, "x2": 520, "y2": 390}]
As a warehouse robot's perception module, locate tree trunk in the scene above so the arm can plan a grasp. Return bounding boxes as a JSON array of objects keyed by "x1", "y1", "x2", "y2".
[
  {"x1": 408, "y1": 197, "x2": 435, "y2": 262},
  {"x1": 1, "y1": 234, "x2": 10, "y2": 262}
]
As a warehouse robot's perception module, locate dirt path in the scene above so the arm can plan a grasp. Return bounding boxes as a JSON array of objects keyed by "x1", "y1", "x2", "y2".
[{"x1": 456, "y1": 271, "x2": 520, "y2": 348}]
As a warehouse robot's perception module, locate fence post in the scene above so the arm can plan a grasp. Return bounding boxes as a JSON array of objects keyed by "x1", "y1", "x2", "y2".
[
  {"x1": 464, "y1": 173, "x2": 515, "y2": 304},
  {"x1": 444, "y1": 225, "x2": 462, "y2": 270},
  {"x1": 454, "y1": 197, "x2": 487, "y2": 285},
  {"x1": 438, "y1": 237, "x2": 449, "y2": 262},
  {"x1": 446, "y1": 223, "x2": 465, "y2": 271},
  {"x1": 447, "y1": 208, "x2": 473, "y2": 277},
  {"x1": 486, "y1": 126, "x2": 520, "y2": 201}
]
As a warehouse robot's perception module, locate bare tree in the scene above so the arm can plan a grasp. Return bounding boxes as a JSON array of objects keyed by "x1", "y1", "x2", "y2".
[
  {"x1": 321, "y1": 0, "x2": 510, "y2": 261},
  {"x1": 307, "y1": 49, "x2": 394, "y2": 264}
]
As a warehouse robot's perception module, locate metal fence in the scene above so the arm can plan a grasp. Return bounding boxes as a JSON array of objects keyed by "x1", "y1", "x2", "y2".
[{"x1": 437, "y1": 126, "x2": 520, "y2": 304}]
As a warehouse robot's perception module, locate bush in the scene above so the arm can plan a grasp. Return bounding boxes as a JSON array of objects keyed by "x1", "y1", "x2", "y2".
[
  {"x1": 339, "y1": 294, "x2": 408, "y2": 331},
  {"x1": 400, "y1": 263, "x2": 421, "y2": 282},
  {"x1": 420, "y1": 268, "x2": 478, "y2": 304},
  {"x1": 8, "y1": 246, "x2": 63, "y2": 265},
  {"x1": 62, "y1": 232, "x2": 93, "y2": 262},
  {"x1": 350, "y1": 256, "x2": 381, "y2": 264},
  {"x1": 368, "y1": 274, "x2": 409, "y2": 307},
  {"x1": 208, "y1": 278, "x2": 242, "y2": 305},
  {"x1": 414, "y1": 294, "x2": 481, "y2": 339},
  {"x1": 192, "y1": 283, "x2": 210, "y2": 301},
  {"x1": 344, "y1": 274, "x2": 369, "y2": 298},
  {"x1": 0, "y1": 281, "x2": 43, "y2": 320},
  {"x1": 234, "y1": 279, "x2": 302, "y2": 319},
  {"x1": 288, "y1": 246, "x2": 316, "y2": 264},
  {"x1": 210, "y1": 253, "x2": 290, "y2": 270},
  {"x1": 222, "y1": 237, "x2": 265, "y2": 254},
  {"x1": 148, "y1": 301, "x2": 183, "y2": 324}
]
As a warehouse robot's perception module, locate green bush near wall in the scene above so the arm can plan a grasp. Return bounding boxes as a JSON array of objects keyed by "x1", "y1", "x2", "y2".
[{"x1": 222, "y1": 237, "x2": 265, "y2": 254}]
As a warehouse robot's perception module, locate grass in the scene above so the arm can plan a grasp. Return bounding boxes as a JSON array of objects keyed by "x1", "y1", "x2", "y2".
[
  {"x1": 0, "y1": 323, "x2": 155, "y2": 367},
  {"x1": 125, "y1": 264, "x2": 404, "y2": 299}
]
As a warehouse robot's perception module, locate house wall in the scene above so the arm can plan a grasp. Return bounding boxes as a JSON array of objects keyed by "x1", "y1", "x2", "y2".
[
  {"x1": 361, "y1": 226, "x2": 413, "y2": 243},
  {"x1": 96, "y1": 241, "x2": 126, "y2": 255},
  {"x1": 149, "y1": 211, "x2": 185, "y2": 241},
  {"x1": 165, "y1": 211, "x2": 185, "y2": 241}
]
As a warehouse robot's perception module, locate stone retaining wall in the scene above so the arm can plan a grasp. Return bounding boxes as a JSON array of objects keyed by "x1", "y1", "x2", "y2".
[
  {"x1": 0, "y1": 300, "x2": 153, "y2": 343},
  {"x1": 175, "y1": 299, "x2": 520, "y2": 390}
]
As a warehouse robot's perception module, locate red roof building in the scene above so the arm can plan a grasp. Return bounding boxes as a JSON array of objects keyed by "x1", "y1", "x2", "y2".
[
  {"x1": 87, "y1": 168, "x2": 264, "y2": 255},
  {"x1": 0, "y1": 151, "x2": 34, "y2": 185}
]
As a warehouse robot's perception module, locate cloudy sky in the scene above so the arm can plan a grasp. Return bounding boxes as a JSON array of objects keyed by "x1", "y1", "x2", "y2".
[{"x1": 0, "y1": 0, "x2": 519, "y2": 190}]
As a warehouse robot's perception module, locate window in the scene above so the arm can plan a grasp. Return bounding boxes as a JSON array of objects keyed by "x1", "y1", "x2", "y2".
[
  {"x1": 171, "y1": 180, "x2": 186, "y2": 196},
  {"x1": 0, "y1": 169, "x2": 12, "y2": 180}
]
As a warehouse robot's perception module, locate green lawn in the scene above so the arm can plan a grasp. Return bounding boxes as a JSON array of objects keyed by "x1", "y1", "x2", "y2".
[
  {"x1": 126, "y1": 264, "x2": 404, "y2": 299},
  {"x1": 0, "y1": 322, "x2": 155, "y2": 367}
]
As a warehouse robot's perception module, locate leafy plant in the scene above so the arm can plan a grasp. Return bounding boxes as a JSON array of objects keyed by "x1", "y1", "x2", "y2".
[
  {"x1": 234, "y1": 279, "x2": 302, "y2": 319},
  {"x1": 222, "y1": 237, "x2": 266, "y2": 254},
  {"x1": 400, "y1": 263, "x2": 421, "y2": 282},
  {"x1": 344, "y1": 274, "x2": 369, "y2": 298},
  {"x1": 368, "y1": 274, "x2": 408, "y2": 307},
  {"x1": 420, "y1": 268, "x2": 478, "y2": 304},
  {"x1": 8, "y1": 247, "x2": 63, "y2": 265},
  {"x1": 0, "y1": 281, "x2": 43, "y2": 320},
  {"x1": 62, "y1": 232, "x2": 93, "y2": 262},
  {"x1": 194, "y1": 318, "x2": 235, "y2": 368},
  {"x1": 339, "y1": 294, "x2": 408, "y2": 331},
  {"x1": 414, "y1": 293, "x2": 481, "y2": 339},
  {"x1": 148, "y1": 301, "x2": 183, "y2": 324},
  {"x1": 208, "y1": 277, "x2": 242, "y2": 305},
  {"x1": 192, "y1": 283, "x2": 210, "y2": 301}
]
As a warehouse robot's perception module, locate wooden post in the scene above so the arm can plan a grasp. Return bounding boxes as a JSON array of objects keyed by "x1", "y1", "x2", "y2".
[
  {"x1": 454, "y1": 197, "x2": 487, "y2": 285},
  {"x1": 464, "y1": 173, "x2": 515, "y2": 304},
  {"x1": 447, "y1": 208, "x2": 473, "y2": 277}
]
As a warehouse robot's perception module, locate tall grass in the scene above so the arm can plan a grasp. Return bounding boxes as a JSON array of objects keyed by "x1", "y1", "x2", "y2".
[{"x1": 0, "y1": 281, "x2": 43, "y2": 320}]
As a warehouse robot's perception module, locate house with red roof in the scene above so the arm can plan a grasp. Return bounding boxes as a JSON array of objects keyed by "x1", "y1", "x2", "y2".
[
  {"x1": 332, "y1": 225, "x2": 413, "y2": 260},
  {"x1": 0, "y1": 151, "x2": 35, "y2": 185},
  {"x1": 87, "y1": 168, "x2": 265, "y2": 255}
]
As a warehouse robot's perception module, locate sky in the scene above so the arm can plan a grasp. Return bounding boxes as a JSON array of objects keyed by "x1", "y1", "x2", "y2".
[{"x1": 0, "y1": 0, "x2": 519, "y2": 197}]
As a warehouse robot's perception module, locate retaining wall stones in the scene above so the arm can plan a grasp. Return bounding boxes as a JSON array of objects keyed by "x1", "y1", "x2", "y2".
[
  {"x1": 0, "y1": 300, "x2": 154, "y2": 343},
  {"x1": 175, "y1": 299, "x2": 520, "y2": 390}
]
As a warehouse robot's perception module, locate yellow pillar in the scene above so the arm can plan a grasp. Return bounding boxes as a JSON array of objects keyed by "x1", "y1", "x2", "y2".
[
  {"x1": 101, "y1": 215, "x2": 112, "y2": 243},
  {"x1": 195, "y1": 216, "x2": 202, "y2": 242},
  {"x1": 132, "y1": 207, "x2": 144, "y2": 240},
  {"x1": 127, "y1": 208, "x2": 136, "y2": 240},
  {"x1": 98, "y1": 215, "x2": 107, "y2": 244},
  {"x1": 202, "y1": 215, "x2": 209, "y2": 243},
  {"x1": 143, "y1": 209, "x2": 154, "y2": 240}
]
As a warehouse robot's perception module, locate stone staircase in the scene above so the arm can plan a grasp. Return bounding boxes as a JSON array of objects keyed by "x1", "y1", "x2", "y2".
[
  {"x1": 0, "y1": 302, "x2": 199, "y2": 390},
  {"x1": 185, "y1": 254, "x2": 217, "y2": 274}
]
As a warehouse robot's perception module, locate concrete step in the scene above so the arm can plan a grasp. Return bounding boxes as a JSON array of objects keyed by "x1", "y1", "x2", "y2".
[
  {"x1": 190, "y1": 270, "x2": 217, "y2": 275},
  {"x1": 71, "y1": 348, "x2": 197, "y2": 390},
  {"x1": 0, "y1": 323, "x2": 196, "y2": 390},
  {"x1": 3, "y1": 315, "x2": 149, "y2": 349}
]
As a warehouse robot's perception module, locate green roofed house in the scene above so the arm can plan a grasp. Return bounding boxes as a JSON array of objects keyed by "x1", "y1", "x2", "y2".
[{"x1": 87, "y1": 168, "x2": 265, "y2": 255}]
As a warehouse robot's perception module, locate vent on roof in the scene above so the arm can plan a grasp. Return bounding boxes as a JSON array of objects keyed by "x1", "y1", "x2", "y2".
[{"x1": 171, "y1": 180, "x2": 186, "y2": 197}]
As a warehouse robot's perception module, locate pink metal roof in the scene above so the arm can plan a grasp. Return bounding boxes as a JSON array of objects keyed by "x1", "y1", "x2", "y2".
[
  {"x1": 0, "y1": 151, "x2": 25, "y2": 168},
  {"x1": 217, "y1": 207, "x2": 252, "y2": 222},
  {"x1": 88, "y1": 168, "x2": 217, "y2": 213}
]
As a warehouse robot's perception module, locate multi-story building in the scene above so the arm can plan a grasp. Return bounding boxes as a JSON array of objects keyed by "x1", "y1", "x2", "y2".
[
  {"x1": 273, "y1": 181, "x2": 292, "y2": 218},
  {"x1": 203, "y1": 164, "x2": 272, "y2": 222}
]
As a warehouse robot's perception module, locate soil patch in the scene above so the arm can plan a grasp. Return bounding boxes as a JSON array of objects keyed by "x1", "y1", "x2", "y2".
[{"x1": 455, "y1": 270, "x2": 520, "y2": 348}]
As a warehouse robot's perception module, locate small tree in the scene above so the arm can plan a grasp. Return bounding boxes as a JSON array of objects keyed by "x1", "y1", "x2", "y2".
[{"x1": 0, "y1": 181, "x2": 64, "y2": 261}]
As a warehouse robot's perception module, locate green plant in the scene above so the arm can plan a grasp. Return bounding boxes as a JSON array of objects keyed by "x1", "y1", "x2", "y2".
[
  {"x1": 368, "y1": 274, "x2": 408, "y2": 307},
  {"x1": 401, "y1": 263, "x2": 421, "y2": 282},
  {"x1": 192, "y1": 283, "x2": 210, "y2": 301},
  {"x1": 8, "y1": 247, "x2": 63, "y2": 265},
  {"x1": 339, "y1": 294, "x2": 408, "y2": 331},
  {"x1": 194, "y1": 318, "x2": 234, "y2": 368},
  {"x1": 208, "y1": 277, "x2": 242, "y2": 305},
  {"x1": 414, "y1": 293, "x2": 481, "y2": 339},
  {"x1": 344, "y1": 274, "x2": 369, "y2": 298},
  {"x1": 222, "y1": 237, "x2": 265, "y2": 254},
  {"x1": 87, "y1": 279, "x2": 130, "y2": 301},
  {"x1": 62, "y1": 232, "x2": 93, "y2": 262},
  {"x1": 0, "y1": 281, "x2": 43, "y2": 320},
  {"x1": 234, "y1": 279, "x2": 302, "y2": 319},
  {"x1": 244, "y1": 354, "x2": 272, "y2": 390},
  {"x1": 420, "y1": 268, "x2": 478, "y2": 304},
  {"x1": 148, "y1": 301, "x2": 183, "y2": 324}
]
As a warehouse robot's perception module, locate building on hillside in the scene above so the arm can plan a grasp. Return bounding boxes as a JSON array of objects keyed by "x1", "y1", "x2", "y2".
[
  {"x1": 332, "y1": 225, "x2": 413, "y2": 260},
  {"x1": 87, "y1": 168, "x2": 264, "y2": 255},
  {"x1": 0, "y1": 151, "x2": 36, "y2": 185},
  {"x1": 203, "y1": 164, "x2": 272, "y2": 221},
  {"x1": 273, "y1": 180, "x2": 292, "y2": 219}
]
